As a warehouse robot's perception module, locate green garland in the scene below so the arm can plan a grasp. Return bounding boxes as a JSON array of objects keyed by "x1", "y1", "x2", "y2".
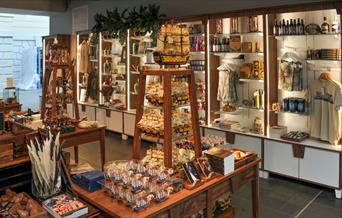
[{"x1": 92, "y1": 4, "x2": 166, "y2": 44}]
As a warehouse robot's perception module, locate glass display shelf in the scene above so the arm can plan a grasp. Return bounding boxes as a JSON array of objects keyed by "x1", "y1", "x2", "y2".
[
  {"x1": 271, "y1": 110, "x2": 308, "y2": 116},
  {"x1": 273, "y1": 32, "x2": 341, "y2": 40},
  {"x1": 211, "y1": 32, "x2": 263, "y2": 37},
  {"x1": 143, "y1": 103, "x2": 191, "y2": 110},
  {"x1": 239, "y1": 78, "x2": 264, "y2": 83},
  {"x1": 215, "y1": 110, "x2": 242, "y2": 115},
  {"x1": 238, "y1": 106, "x2": 264, "y2": 112},
  {"x1": 212, "y1": 52, "x2": 264, "y2": 56}
]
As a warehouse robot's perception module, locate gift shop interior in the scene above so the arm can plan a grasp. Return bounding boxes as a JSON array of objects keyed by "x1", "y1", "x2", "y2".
[{"x1": 1, "y1": 0, "x2": 342, "y2": 218}]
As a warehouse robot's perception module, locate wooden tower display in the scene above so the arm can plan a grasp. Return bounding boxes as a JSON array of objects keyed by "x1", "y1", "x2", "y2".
[
  {"x1": 133, "y1": 68, "x2": 201, "y2": 168},
  {"x1": 41, "y1": 44, "x2": 79, "y2": 120}
]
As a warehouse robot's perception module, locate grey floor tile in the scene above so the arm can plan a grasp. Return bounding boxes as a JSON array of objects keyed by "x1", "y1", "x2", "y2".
[{"x1": 299, "y1": 190, "x2": 342, "y2": 218}]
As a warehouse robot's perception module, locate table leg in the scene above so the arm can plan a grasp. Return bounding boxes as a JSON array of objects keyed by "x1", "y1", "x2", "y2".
[
  {"x1": 100, "y1": 128, "x2": 106, "y2": 171},
  {"x1": 252, "y1": 166, "x2": 260, "y2": 218},
  {"x1": 206, "y1": 190, "x2": 213, "y2": 218},
  {"x1": 74, "y1": 145, "x2": 79, "y2": 163}
]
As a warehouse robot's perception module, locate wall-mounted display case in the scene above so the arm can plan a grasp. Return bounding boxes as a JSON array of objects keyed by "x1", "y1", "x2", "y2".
[
  {"x1": 128, "y1": 31, "x2": 159, "y2": 112},
  {"x1": 99, "y1": 33, "x2": 127, "y2": 110},
  {"x1": 208, "y1": 15, "x2": 266, "y2": 135},
  {"x1": 76, "y1": 31, "x2": 100, "y2": 105}
]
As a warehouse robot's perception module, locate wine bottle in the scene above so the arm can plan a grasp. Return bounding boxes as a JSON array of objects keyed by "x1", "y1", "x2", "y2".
[
  {"x1": 274, "y1": 20, "x2": 279, "y2": 36},
  {"x1": 321, "y1": 16, "x2": 330, "y2": 34},
  {"x1": 281, "y1": 19, "x2": 286, "y2": 35},
  {"x1": 289, "y1": 19, "x2": 293, "y2": 35},
  {"x1": 295, "y1": 18, "x2": 300, "y2": 35},
  {"x1": 285, "y1": 20, "x2": 290, "y2": 35},
  {"x1": 300, "y1": 19, "x2": 305, "y2": 35}
]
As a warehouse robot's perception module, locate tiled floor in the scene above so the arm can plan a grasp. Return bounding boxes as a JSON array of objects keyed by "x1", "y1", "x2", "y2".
[{"x1": 65, "y1": 131, "x2": 342, "y2": 218}]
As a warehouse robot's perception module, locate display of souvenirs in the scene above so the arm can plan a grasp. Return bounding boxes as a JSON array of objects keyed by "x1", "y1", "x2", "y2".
[
  {"x1": 307, "y1": 49, "x2": 341, "y2": 61},
  {"x1": 42, "y1": 193, "x2": 88, "y2": 218},
  {"x1": 102, "y1": 160, "x2": 178, "y2": 211},
  {"x1": 253, "y1": 117, "x2": 264, "y2": 134},
  {"x1": 283, "y1": 97, "x2": 306, "y2": 113},
  {"x1": 278, "y1": 52, "x2": 303, "y2": 91},
  {"x1": 47, "y1": 43, "x2": 70, "y2": 65},
  {"x1": 0, "y1": 189, "x2": 42, "y2": 218},
  {"x1": 145, "y1": 81, "x2": 189, "y2": 106},
  {"x1": 189, "y1": 60, "x2": 205, "y2": 71},
  {"x1": 43, "y1": 116, "x2": 76, "y2": 133},
  {"x1": 201, "y1": 135, "x2": 227, "y2": 150},
  {"x1": 182, "y1": 161, "x2": 201, "y2": 184},
  {"x1": 155, "y1": 23, "x2": 190, "y2": 65},
  {"x1": 222, "y1": 103, "x2": 237, "y2": 112},
  {"x1": 248, "y1": 16, "x2": 259, "y2": 32},
  {"x1": 281, "y1": 131, "x2": 309, "y2": 142},
  {"x1": 142, "y1": 146, "x2": 195, "y2": 168}
]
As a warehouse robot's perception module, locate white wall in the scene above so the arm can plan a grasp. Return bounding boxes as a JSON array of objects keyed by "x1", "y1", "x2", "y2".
[
  {"x1": 50, "y1": 0, "x2": 338, "y2": 35},
  {"x1": 0, "y1": 13, "x2": 49, "y2": 90}
]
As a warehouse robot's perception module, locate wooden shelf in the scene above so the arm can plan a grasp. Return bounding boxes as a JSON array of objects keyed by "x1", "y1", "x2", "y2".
[{"x1": 0, "y1": 156, "x2": 30, "y2": 169}]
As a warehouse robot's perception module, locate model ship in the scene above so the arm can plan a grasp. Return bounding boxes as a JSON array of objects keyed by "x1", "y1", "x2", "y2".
[{"x1": 154, "y1": 23, "x2": 190, "y2": 65}]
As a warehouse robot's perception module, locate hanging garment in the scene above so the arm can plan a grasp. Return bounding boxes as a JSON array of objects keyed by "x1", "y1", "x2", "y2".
[
  {"x1": 79, "y1": 41, "x2": 90, "y2": 73},
  {"x1": 86, "y1": 70, "x2": 99, "y2": 102},
  {"x1": 217, "y1": 63, "x2": 239, "y2": 103},
  {"x1": 279, "y1": 52, "x2": 303, "y2": 91},
  {"x1": 308, "y1": 78, "x2": 341, "y2": 145}
]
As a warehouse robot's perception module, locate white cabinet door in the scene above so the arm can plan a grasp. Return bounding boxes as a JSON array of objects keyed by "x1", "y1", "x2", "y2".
[
  {"x1": 264, "y1": 140, "x2": 299, "y2": 178},
  {"x1": 78, "y1": 104, "x2": 87, "y2": 118},
  {"x1": 233, "y1": 135, "x2": 262, "y2": 157},
  {"x1": 203, "y1": 128, "x2": 226, "y2": 138},
  {"x1": 107, "y1": 111, "x2": 123, "y2": 133},
  {"x1": 299, "y1": 148, "x2": 340, "y2": 188},
  {"x1": 96, "y1": 108, "x2": 106, "y2": 126},
  {"x1": 124, "y1": 113, "x2": 136, "y2": 136},
  {"x1": 85, "y1": 106, "x2": 96, "y2": 121},
  {"x1": 66, "y1": 103, "x2": 74, "y2": 118}
]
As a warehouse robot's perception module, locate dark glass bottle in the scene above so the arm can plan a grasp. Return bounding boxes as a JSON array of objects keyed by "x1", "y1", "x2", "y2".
[
  {"x1": 281, "y1": 19, "x2": 286, "y2": 35},
  {"x1": 285, "y1": 20, "x2": 289, "y2": 35},
  {"x1": 300, "y1": 19, "x2": 305, "y2": 35},
  {"x1": 274, "y1": 20, "x2": 279, "y2": 36},
  {"x1": 289, "y1": 19, "x2": 293, "y2": 35},
  {"x1": 296, "y1": 18, "x2": 300, "y2": 35}
]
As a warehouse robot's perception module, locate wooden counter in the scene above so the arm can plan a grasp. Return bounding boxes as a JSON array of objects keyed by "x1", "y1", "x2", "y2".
[{"x1": 73, "y1": 157, "x2": 261, "y2": 218}]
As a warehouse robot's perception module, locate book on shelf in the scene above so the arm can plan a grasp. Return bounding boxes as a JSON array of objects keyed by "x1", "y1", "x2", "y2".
[{"x1": 42, "y1": 193, "x2": 88, "y2": 218}]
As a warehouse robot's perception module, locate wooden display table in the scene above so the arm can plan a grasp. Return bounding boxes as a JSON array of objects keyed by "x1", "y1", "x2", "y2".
[
  {"x1": 72, "y1": 157, "x2": 261, "y2": 218},
  {"x1": 38, "y1": 126, "x2": 106, "y2": 169}
]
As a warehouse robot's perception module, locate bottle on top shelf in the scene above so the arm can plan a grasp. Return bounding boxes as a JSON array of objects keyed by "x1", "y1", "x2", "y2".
[
  {"x1": 273, "y1": 20, "x2": 279, "y2": 36},
  {"x1": 211, "y1": 36, "x2": 229, "y2": 53},
  {"x1": 274, "y1": 18, "x2": 305, "y2": 36},
  {"x1": 321, "y1": 16, "x2": 330, "y2": 34}
]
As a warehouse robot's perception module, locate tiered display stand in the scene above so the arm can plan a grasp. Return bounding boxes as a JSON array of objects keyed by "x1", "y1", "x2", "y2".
[
  {"x1": 41, "y1": 56, "x2": 79, "y2": 120},
  {"x1": 132, "y1": 68, "x2": 201, "y2": 168}
]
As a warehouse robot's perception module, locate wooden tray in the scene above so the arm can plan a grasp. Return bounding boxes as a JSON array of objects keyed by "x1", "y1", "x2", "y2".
[
  {"x1": 281, "y1": 133, "x2": 309, "y2": 142},
  {"x1": 232, "y1": 148, "x2": 258, "y2": 169},
  {"x1": 22, "y1": 192, "x2": 47, "y2": 218}
]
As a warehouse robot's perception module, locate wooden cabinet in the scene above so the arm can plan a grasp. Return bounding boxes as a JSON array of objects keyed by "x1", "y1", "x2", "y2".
[
  {"x1": 124, "y1": 113, "x2": 135, "y2": 136},
  {"x1": 299, "y1": 148, "x2": 340, "y2": 188},
  {"x1": 107, "y1": 111, "x2": 123, "y2": 133},
  {"x1": 264, "y1": 140, "x2": 299, "y2": 178}
]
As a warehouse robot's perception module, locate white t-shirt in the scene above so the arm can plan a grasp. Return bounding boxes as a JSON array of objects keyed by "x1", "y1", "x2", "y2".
[{"x1": 308, "y1": 79, "x2": 341, "y2": 145}]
